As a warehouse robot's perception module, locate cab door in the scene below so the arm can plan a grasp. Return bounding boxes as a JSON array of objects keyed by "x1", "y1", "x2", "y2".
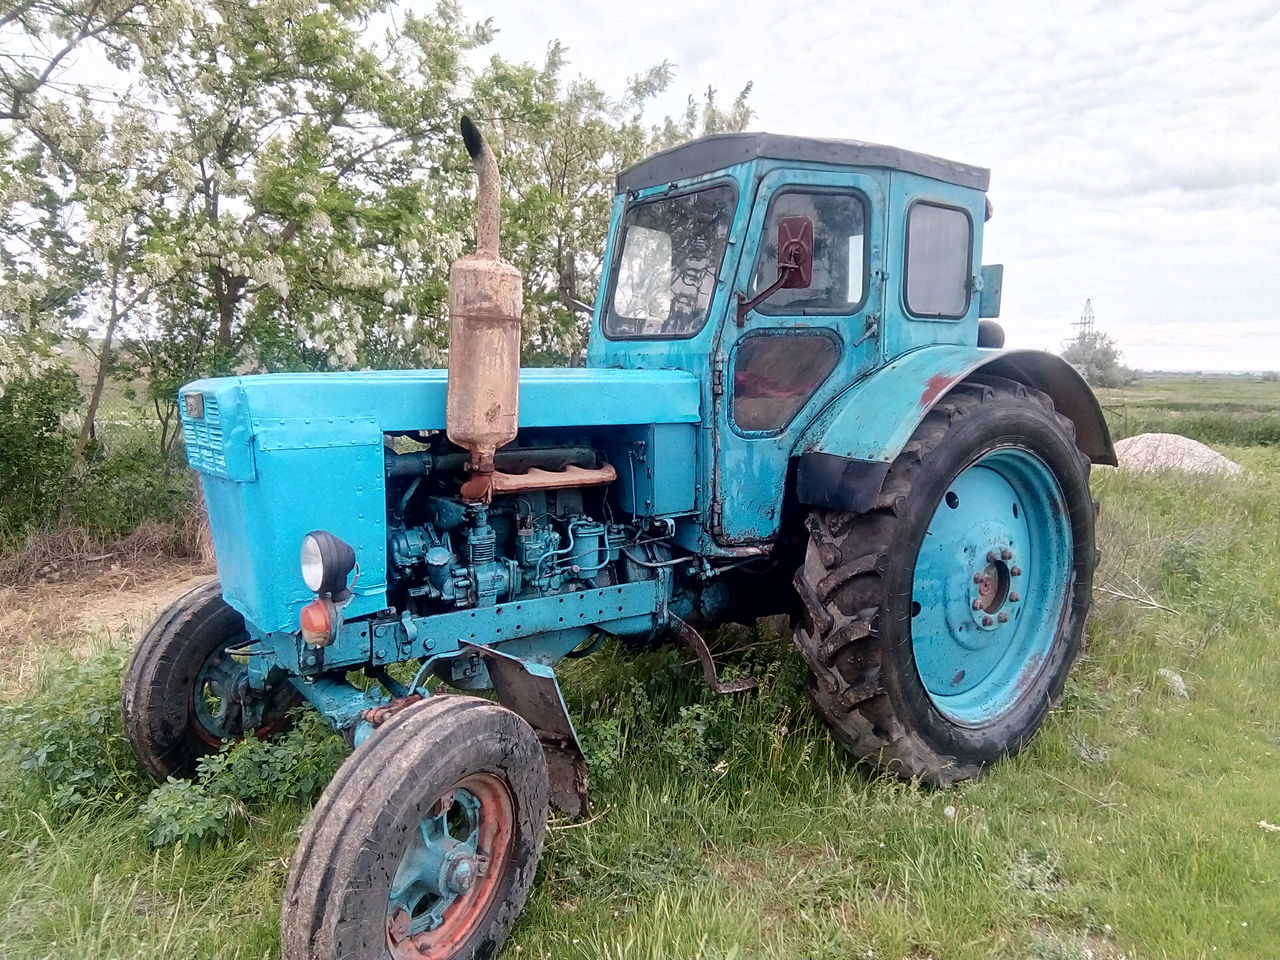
[{"x1": 709, "y1": 166, "x2": 886, "y2": 544}]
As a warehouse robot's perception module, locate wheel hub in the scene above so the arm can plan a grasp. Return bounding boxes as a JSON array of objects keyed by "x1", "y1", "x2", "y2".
[
  {"x1": 970, "y1": 549, "x2": 1020, "y2": 629},
  {"x1": 386, "y1": 774, "x2": 515, "y2": 959},
  {"x1": 441, "y1": 848, "x2": 477, "y2": 895}
]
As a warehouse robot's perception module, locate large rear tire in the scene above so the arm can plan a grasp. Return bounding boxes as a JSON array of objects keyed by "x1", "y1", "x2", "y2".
[
  {"x1": 792, "y1": 378, "x2": 1096, "y2": 784},
  {"x1": 281, "y1": 696, "x2": 549, "y2": 960},
  {"x1": 121, "y1": 579, "x2": 297, "y2": 780}
]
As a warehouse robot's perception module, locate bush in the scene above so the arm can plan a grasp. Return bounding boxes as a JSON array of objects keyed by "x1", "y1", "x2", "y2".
[
  {"x1": 64, "y1": 435, "x2": 193, "y2": 541},
  {"x1": 139, "y1": 777, "x2": 242, "y2": 846},
  {"x1": 0, "y1": 358, "x2": 195, "y2": 556},
  {"x1": 141, "y1": 712, "x2": 346, "y2": 847},
  {"x1": 0, "y1": 648, "x2": 148, "y2": 815},
  {"x1": 573, "y1": 643, "x2": 813, "y2": 800},
  {"x1": 1061, "y1": 330, "x2": 1139, "y2": 389},
  {"x1": 0, "y1": 364, "x2": 80, "y2": 546},
  {"x1": 0, "y1": 648, "x2": 346, "y2": 847}
]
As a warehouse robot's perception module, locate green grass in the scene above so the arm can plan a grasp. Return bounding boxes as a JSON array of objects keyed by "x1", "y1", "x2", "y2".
[
  {"x1": 1099, "y1": 376, "x2": 1280, "y2": 445},
  {"x1": 2, "y1": 436, "x2": 1278, "y2": 957}
]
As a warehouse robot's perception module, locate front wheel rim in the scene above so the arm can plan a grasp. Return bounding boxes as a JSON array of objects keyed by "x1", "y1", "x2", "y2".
[
  {"x1": 191, "y1": 638, "x2": 294, "y2": 746},
  {"x1": 910, "y1": 446, "x2": 1073, "y2": 727},
  {"x1": 386, "y1": 773, "x2": 515, "y2": 959}
]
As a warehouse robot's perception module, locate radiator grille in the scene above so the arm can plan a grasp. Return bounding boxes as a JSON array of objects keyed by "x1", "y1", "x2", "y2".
[{"x1": 181, "y1": 393, "x2": 227, "y2": 475}]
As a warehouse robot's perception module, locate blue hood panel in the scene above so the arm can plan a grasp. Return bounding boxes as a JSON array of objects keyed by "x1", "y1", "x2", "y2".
[{"x1": 183, "y1": 367, "x2": 700, "y2": 434}]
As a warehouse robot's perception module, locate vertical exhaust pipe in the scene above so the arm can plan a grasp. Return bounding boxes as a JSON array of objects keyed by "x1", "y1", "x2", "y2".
[
  {"x1": 460, "y1": 116, "x2": 500, "y2": 258},
  {"x1": 446, "y1": 116, "x2": 523, "y2": 502}
]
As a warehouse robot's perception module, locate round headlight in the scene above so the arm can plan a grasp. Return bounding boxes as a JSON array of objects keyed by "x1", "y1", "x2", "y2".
[{"x1": 300, "y1": 530, "x2": 356, "y2": 597}]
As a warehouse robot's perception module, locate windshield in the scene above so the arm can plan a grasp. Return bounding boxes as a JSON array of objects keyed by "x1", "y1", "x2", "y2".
[{"x1": 604, "y1": 184, "x2": 736, "y2": 339}]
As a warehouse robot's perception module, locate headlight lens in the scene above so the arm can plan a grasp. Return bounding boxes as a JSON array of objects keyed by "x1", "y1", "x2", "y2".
[
  {"x1": 300, "y1": 530, "x2": 356, "y2": 597},
  {"x1": 301, "y1": 534, "x2": 326, "y2": 592}
]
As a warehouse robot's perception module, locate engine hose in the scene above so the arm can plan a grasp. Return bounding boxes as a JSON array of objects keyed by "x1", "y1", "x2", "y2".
[{"x1": 620, "y1": 547, "x2": 688, "y2": 569}]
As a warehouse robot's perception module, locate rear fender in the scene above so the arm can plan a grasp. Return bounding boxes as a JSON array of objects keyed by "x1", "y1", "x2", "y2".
[{"x1": 793, "y1": 346, "x2": 1116, "y2": 514}]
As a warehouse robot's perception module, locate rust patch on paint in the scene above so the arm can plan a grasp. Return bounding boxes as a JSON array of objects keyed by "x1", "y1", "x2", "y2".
[{"x1": 921, "y1": 373, "x2": 956, "y2": 408}]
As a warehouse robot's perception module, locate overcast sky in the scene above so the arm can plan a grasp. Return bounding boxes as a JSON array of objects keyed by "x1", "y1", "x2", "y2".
[{"x1": 458, "y1": 0, "x2": 1280, "y2": 371}]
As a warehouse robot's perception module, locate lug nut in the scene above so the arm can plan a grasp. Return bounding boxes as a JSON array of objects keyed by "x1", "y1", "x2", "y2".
[
  {"x1": 1010, "y1": 566, "x2": 1022, "y2": 577},
  {"x1": 972, "y1": 599, "x2": 984, "y2": 610},
  {"x1": 1009, "y1": 592, "x2": 1020, "y2": 603},
  {"x1": 973, "y1": 573, "x2": 984, "y2": 584},
  {"x1": 1001, "y1": 548, "x2": 1013, "y2": 560},
  {"x1": 987, "y1": 551, "x2": 998, "y2": 563},
  {"x1": 982, "y1": 615, "x2": 994, "y2": 626},
  {"x1": 997, "y1": 612, "x2": 1009, "y2": 623}
]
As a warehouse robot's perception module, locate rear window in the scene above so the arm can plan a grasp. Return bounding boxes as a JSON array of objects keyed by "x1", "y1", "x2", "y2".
[{"x1": 905, "y1": 202, "x2": 972, "y2": 318}]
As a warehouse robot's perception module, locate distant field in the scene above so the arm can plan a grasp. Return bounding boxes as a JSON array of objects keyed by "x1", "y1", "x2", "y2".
[{"x1": 1098, "y1": 376, "x2": 1280, "y2": 446}]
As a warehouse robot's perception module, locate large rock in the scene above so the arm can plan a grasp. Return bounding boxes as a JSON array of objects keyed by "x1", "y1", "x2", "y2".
[{"x1": 1113, "y1": 433, "x2": 1243, "y2": 476}]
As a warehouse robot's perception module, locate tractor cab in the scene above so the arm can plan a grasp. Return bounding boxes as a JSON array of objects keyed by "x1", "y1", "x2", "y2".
[{"x1": 587, "y1": 133, "x2": 1007, "y2": 548}]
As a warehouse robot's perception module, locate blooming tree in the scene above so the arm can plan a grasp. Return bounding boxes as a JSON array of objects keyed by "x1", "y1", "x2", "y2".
[{"x1": 1, "y1": 0, "x2": 752, "y2": 457}]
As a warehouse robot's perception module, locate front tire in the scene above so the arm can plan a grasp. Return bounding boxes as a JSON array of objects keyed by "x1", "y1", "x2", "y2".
[
  {"x1": 281, "y1": 696, "x2": 549, "y2": 960},
  {"x1": 792, "y1": 378, "x2": 1096, "y2": 784},
  {"x1": 122, "y1": 579, "x2": 297, "y2": 780}
]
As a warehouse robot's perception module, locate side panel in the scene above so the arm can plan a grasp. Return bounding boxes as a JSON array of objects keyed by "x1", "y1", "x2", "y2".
[
  {"x1": 202, "y1": 420, "x2": 389, "y2": 633},
  {"x1": 599, "y1": 422, "x2": 698, "y2": 519}
]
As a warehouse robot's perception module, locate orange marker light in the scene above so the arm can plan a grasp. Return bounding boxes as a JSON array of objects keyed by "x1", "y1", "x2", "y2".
[{"x1": 301, "y1": 598, "x2": 333, "y2": 647}]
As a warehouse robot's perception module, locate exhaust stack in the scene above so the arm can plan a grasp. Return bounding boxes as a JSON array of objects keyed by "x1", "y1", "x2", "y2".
[{"x1": 447, "y1": 116, "x2": 523, "y2": 502}]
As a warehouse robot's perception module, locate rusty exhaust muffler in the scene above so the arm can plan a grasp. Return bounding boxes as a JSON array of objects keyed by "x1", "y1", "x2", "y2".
[
  {"x1": 447, "y1": 117, "x2": 523, "y2": 502},
  {"x1": 447, "y1": 118, "x2": 617, "y2": 502}
]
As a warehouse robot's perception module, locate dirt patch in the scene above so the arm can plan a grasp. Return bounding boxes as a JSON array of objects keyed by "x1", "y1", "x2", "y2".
[{"x1": 0, "y1": 559, "x2": 214, "y2": 686}]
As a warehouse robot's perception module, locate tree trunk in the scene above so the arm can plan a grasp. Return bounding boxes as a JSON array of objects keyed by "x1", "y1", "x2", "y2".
[
  {"x1": 214, "y1": 266, "x2": 236, "y2": 351},
  {"x1": 74, "y1": 237, "x2": 127, "y2": 460}
]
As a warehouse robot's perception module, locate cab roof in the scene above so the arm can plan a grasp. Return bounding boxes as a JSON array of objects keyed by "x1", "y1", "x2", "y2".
[{"x1": 617, "y1": 131, "x2": 990, "y2": 193}]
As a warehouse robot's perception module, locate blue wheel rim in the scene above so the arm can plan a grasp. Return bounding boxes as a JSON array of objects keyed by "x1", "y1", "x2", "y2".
[
  {"x1": 910, "y1": 447, "x2": 1073, "y2": 727},
  {"x1": 194, "y1": 638, "x2": 250, "y2": 741}
]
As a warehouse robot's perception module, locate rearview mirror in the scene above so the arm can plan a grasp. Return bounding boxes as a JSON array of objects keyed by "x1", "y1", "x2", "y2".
[
  {"x1": 777, "y1": 216, "x2": 813, "y2": 289},
  {"x1": 735, "y1": 215, "x2": 816, "y2": 326}
]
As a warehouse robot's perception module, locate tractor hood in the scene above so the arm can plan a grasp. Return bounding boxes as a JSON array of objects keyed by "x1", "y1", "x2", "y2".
[{"x1": 179, "y1": 367, "x2": 701, "y2": 483}]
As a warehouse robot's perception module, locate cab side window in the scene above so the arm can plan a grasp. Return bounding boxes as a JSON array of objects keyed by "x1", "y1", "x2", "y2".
[
  {"x1": 904, "y1": 202, "x2": 972, "y2": 318},
  {"x1": 750, "y1": 191, "x2": 866, "y2": 315}
]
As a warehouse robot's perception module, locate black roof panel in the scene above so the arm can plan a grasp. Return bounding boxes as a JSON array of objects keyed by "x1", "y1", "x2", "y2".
[{"x1": 617, "y1": 132, "x2": 990, "y2": 193}]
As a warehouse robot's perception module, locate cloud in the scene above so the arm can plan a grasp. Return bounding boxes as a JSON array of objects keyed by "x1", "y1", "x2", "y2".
[{"x1": 465, "y1": 0, "x2": 1280, "y2": 369}]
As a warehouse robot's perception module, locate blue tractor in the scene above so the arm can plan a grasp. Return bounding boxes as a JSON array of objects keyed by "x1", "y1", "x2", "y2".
[{"x1": 122, "y1": 119, "x2": 1114, "y2": 960}]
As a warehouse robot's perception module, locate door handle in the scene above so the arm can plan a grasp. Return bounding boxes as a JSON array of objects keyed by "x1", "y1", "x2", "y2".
[{"x1": 852, "y1": 314, "x2": 879, "y2": 348}]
